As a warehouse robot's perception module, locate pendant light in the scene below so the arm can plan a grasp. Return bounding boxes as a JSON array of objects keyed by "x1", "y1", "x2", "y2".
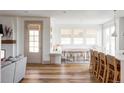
[
  {"x1": 111, "y1": 10, "x2": 117, "y2": 56},
  {"x1": 112, "y1": 10, "x2": 117, "y2": 37}
]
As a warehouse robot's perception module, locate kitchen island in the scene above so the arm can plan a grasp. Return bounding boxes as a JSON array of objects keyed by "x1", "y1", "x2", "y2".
[
  {"x1": 116, "y1": 55, "x2": 124, "y2": 83},
  {"x1": 50, "y1": 52, "x2": 61, "y2": 64}
]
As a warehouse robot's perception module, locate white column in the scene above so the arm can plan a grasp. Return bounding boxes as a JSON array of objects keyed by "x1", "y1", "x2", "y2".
[{"x1": 121, "y1": 60, "x2": 124, "y2": 83}]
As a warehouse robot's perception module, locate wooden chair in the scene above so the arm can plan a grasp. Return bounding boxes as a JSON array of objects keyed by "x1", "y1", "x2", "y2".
[
  {"x1": 116, "y1": 58, "x2": 121, "y2": 83},
  {"x1": 93, "y1": 51, "x2": 100, "y2": 78},
  {"x1": 98, "y1": 52, "x2": 107, "y2": 83},
  {"x1": 106, "y1": 55, "x2": 119, "y2": 83},
  {"x1": 89, "y1": 49, "x2": 94, "y2": 73}
]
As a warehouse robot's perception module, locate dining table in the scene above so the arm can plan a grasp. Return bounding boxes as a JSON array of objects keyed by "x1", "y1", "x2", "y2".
[{"x1": 62, "y1": 49, "x2": 90, "y2": 62}]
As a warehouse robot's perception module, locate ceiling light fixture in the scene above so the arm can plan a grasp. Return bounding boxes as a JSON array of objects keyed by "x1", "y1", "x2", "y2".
[
  {"x1": 111, "y1": 10, "x2": 117, "y2": 55},
  {"x1": 112, "y1": 10, "x2": 117, "y2": 37}
]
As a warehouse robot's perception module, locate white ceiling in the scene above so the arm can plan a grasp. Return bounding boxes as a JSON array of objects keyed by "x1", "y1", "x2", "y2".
[{"x1": 0, "y1": 10, "x2": 124, "y2": 24}]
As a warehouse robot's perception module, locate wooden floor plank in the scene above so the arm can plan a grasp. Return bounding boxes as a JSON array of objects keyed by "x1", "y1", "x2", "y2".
[{"x1": 21, "y1": 64, "x2": 99, "y2": 83}]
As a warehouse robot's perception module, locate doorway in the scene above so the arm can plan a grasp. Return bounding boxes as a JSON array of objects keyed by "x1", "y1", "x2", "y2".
[{"x1": 24, "y1": 21, "x2": 43, "y2": 63}]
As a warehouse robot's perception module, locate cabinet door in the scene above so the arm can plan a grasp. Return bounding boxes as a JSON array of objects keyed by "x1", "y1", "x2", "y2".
[
  {"x1": 14, "y1": 58, "x2": 27, "y2": 83},
  {"x1": 1, "y1": 63, "x2": 15, "y2": 83}
]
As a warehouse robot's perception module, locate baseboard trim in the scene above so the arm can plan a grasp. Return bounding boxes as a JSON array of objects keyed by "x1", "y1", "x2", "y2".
[{"x1": 42, "y1": 61, "x2": 50, "y2": 64}]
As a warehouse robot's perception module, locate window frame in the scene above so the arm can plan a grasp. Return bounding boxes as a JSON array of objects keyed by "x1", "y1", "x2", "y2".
[
  {"x1": 60, "y1": 28, "x2": 97, "y2": 46},
  {"x1": 29, "y1": 28, "x2": 40, "y2": 53}
]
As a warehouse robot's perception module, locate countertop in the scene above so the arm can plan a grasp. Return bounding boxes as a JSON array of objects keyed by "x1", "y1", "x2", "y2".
[
  {"x1": 50, "y1": 52, "x2": 61, "y2": 55},
  {"x1": 115, "y1": 54, "x2": 124, "y2": 83}
]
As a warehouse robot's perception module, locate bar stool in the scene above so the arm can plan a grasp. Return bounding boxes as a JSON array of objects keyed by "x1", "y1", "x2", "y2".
[
  {"x1": 116, "y1": 58, "x2": 120, "y2": 82},
  {"x1": 89, "y1": 49, "x2": 94, "y2": 73},
  {"x1": 98, "y1": 52, "x2": 107, "y2": 83},
  {"x1": 93, "y1": 51, "x2": 100, "y2": 78},
  {"x1": 106, "y1": 55, "x2": 118, "y2": 83}
]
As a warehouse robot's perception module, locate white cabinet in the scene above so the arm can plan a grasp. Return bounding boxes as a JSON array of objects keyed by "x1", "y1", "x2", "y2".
[
  {"x1": 14, "y1": 57, "x2": 27, "y2": 83},
  {"x1": 1, "y1": 62, "x2": 15, "y2": 83},
  {"x1": 115, "y1": 55, "x2": 124, "y2": 83},
  {"x1": 50, "y1": 53, "x2": 61, "y2": 64},
  {"x1": 1, "y1": 57, "x2": 27, "y2": 83}
]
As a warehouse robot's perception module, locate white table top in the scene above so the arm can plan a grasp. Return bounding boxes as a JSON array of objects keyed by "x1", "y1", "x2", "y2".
[{"x1": 50, "y1": 52, "x2": 61, "y2": 55}]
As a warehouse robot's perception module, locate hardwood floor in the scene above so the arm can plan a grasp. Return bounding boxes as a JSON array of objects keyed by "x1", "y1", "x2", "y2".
[{"x1": 20, "y1": 64, "x2": 100, "y2": 83}]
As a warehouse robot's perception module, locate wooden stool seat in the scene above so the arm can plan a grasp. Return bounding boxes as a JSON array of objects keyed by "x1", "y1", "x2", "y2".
[
  {"x1": 116, "y1": 59, "x2": 120, "y2": 82},
  {"x1": 89, "y1": 50, "x2": 94, "y2": 73},
  {"x1": 106, "y1": 55, "x2": 119, "y2": 83},
  {"x1": 93, "y1": 51, "x2": 99, "y2": 78},
  {"x1": 98, "y1": 52, "x2": 107, "y2": 83}
]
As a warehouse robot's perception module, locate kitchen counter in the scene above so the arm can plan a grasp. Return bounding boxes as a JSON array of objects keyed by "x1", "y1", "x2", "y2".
[
  {"x1": 115, "y1": 55, "x2": 124, "y2": 83},
  {"x1": 1, "y1": 57, "x2": 27, "y2": 83},
  {"x1": 50, "y1": 52, "x2": 61, "y2": 64}
]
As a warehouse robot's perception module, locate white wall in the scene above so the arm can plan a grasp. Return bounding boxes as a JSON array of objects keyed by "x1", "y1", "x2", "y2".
[
  {"x1": 0, "y1": 16, "x2": 50, "y2": 63},
  {"x1": 119, "y1": 17, "x2": 124, "y2": 50},
  {"x1": 0, "y1": 16, "x2": 17, "y2": 58},
  {"x1": 102, "y1": 17, "x2": 124, "y2": 57},
  {"x1": 20, "y1": 17, "x2": 50, "y2": 63},
  {"x1": 102, "y1": 20, "x2": 114, "y2": 54},
  {"x1": 117, "y1": 17, "x2": 124, "y2": 57}
]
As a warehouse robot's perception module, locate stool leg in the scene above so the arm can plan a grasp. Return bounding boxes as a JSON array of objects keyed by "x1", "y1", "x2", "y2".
[
  {"x1": 103, "y1": 66, "x2": 106, "y2": 83},
  {"x1": 106, "y1": 65, "x2": 109, "y2": 83}
]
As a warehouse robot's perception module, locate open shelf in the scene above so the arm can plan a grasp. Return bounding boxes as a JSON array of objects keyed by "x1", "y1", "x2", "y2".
[{"x1": 2, "y1": 40, "x2": 16, "y2": 44}]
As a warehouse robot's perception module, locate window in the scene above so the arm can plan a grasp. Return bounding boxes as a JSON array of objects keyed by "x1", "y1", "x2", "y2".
[
  {"x1": 105, "y1": 28, "x2": 110, "y2": 53},
  {"x1": 73, "y1": 29, "x2": 83, "y2": 37},
  {"x1": 110, "y1": 26, "x2": 115, "y2": 55},
  {"x1": 73, "y1": 38, "x2": 84, "y2": 45},
  {"x1": 61, "y1": 29, "x2": 72, "y2": 37},
  {"x1": 60, "y1": 28, "x2": 98, "y2": 46},
  {"x1": 86, "y1": 30, "x2": 97, "y2": 37},
  {"x1": 103, "y1": 25, "x2": 115, "y2": 55},
  {"x1": 61, "y1": 29, "x2": 72, "y2": 45},
  {"x1": 28, "y1": 24, "x2": 40, "y2": 53},
  {"x1": 86, "y1": 38, "x2": 96, "y2": 45},
  {"x1": 61, "y1": 37, "x2": 71, "y2": 45}
]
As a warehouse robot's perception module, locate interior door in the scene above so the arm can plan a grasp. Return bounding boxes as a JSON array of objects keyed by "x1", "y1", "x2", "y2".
[{"x1": 24, "y1": 21, "x2": 43, "y2": 63}]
